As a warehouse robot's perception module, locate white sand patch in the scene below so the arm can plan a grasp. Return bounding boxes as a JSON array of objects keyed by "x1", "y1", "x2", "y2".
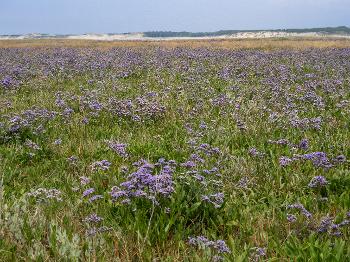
[{"x1": 1, "y1": 32, "x2": 350, "y2": 41}]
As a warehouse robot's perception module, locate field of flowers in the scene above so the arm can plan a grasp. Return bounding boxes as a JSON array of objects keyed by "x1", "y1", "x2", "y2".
[{"x1": 0, "y1": 45, "x2": 349, "y2": 261}]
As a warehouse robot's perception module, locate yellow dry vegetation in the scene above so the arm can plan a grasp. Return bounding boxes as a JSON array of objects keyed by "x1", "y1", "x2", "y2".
[{"x1": 1, "y1": 38, "x2": 350, "y2": 49}]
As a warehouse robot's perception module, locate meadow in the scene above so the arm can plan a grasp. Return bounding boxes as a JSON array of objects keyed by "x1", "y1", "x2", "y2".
[{"x1": 0, "y1": 39, "x2": 350, "y2": 261}]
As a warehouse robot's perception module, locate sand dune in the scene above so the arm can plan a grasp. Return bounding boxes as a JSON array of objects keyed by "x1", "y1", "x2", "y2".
[{"x1": 1, "y1": 32, "x2": 350, "y2": 41}]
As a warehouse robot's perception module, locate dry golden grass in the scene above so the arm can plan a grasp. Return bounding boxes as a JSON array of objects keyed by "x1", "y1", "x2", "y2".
[{"x1": 1, "y1": 37, "x2": 350, "y2": 49}]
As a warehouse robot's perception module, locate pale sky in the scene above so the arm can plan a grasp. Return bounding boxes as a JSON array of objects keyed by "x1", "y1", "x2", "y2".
[{"x1": 1, "y1": 0, "x2": 349, "y2": 34}]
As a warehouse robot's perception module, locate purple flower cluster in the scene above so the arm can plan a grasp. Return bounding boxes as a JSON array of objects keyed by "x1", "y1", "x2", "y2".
[
  {"x1": 83, "y1": 188, "x2": 95, "y2": 197},
  {"x1": 91, "y1": 160, "x2": 111, "y2": 171},
  {"x1": 201, "y1": 193, "x2": 224, "y2": 208},
  {"x1": 249, "y1": 147, "x2": 265, "y2": 158},
  {"x1": 86, "y1": 226, "x2": 111, "y2": 237},
  {"x1": 53, "y1": 138, "x2": 62, "y2": 145},
  {"x1": 301, "y1": 152, "x2": 333, "y2": 168},
  {"x1": 110, "y1": 159, "x2": 175, "y2": 205},
  {"x1": 286, "y1": 214, "x2": 297, "y2": 223},
  {"x1": 67, "y1": 155, "x2": 79, "y2": 164},
  {"x1": 4, "y1": 108, "x2": 57, "y2": 135},
  {"x1": 279, "y1": 156, "x2": 293, "y2": 166},
  {"x1": 196, "y1": 143, "x2": 221, "y2": 156},
  {"x1": 24, "y1": 139, "x2": 41, "y2": 150},
  {"x1": 268, "y1": 139, "x2": 290, "y2": 146},
  {"x1": 316, "y1": 216, "x2": 349, "y2": 236},
  {"x1": 108, "y1": 96, "x2": 166, "y2": 122},
  {"x1": 298, "y1": 138, "x2": 309, "y2": 150},
  {"x1": 106, "y1": 140, "x2": 128, "y2": 158},
  {"x1": 84, "y1": 213, "x2": 103, "y2": 223},
  {"x1": 308, "y1": 176, "x2": 328, "y2": 188},
  {"x1": 1, "y1": 76, "x2": 15, "y2": 88},
  {"x1": 290, "y1": 116, "x2": 322, "y2": 130},
  {"x1": 79, "y1": 176, "x2": 90, "y2": 186},
  {"x1": 28, "y1": 188, "x2": 62, "y2": 202},
  {"x1": 250, "y1": 247, "x2": 266, "y2": 261},
  {"x1": 188, "y1": 236, "x2": 231, "y2": 254},
  {"x1": 279, "y1": 151, "x2": 345, "y2": 169},
  {"x1": 287, "y1": 203, "x2": 312, "y2": 219}
]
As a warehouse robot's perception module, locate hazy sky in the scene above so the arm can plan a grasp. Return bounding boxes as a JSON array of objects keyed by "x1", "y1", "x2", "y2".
[{"x1": 1, "y1": 0, "x2": 349, "y2": 34}]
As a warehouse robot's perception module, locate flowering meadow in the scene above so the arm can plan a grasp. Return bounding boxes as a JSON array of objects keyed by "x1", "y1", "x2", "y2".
[{"x1": 0, "y1": 45, "x2": 349, "y2": 261}]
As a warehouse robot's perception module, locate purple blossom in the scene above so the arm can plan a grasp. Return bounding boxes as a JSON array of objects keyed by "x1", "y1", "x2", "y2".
[
  {"x1": 91, "y1": 160, "x2": 111, "y2": 171},
  {"x1": 82, "y1": 117, "x2": 89, "y2": 124},
  {"x1": 181, "y1": 160, "x2": 196, "y2": 168},
  {"x1": 190, "y1": 153, "x2": 205, "y2": 163},
  {"x1": 201, "y1": 193, "x2": 224, "y2": 208},
  {"x1": 287, "y1": 214, "x2": 297, "y2": 223},
  {"x1": 237, "y1": 176, "x2": 249, "y2": 189},
  {"x1": 53, "y1": 138, "x2": 62, "y2": 145},
  {"x1": 251, "y1": 247, "x2": 266, "y2": 260},
  {"x1": 317, "y1": 216, "x2": 333, "y2": 233},
  {"x1": 106, "y1": 140, "x2": 128, "y2": 157},
  {"x1": 188, "y1": 236, "x2": 231, "y2": 254},
  {"x1": 67, "y1": 155, "x2": 78, "y2": 163},
  {"x1": 308, "y1": 176, "x2": 328, "y2": 188},
  {"x1": 83, "y1": 188, "x2": 95, "y2": 197},
  {"x1": 89, "y1": 194, "x2": 104, "y2": 202},
  {"x1": 299, "y1": 138, "x2": 309, "y2": 150},
  {"x1": 24, "y1": 139, "x2": 40, "y2": 150},
  {"x1": 1, "y1": 76, "x2": 14, "y2": 88},
  {"x1": 79, "y1": 176, "x2": 90, "y2": 186},
  {"x1": 287, "y1": 203, "x2": 312, "y2": 219},
  {"x1": 249, "y1": 147, "x2": 265, "y2": 157},
  {"x1": 279, "y1": 156, "x2": 293, "y2": 166},
  {"x1": 84, "y1": 213, "x2": 103, "y2": 223},
  {"x1": 110, "y1": 159, "x2": 174, "y2": 204},
  {"x1": 333, "y1": 155, "x2": 346, "y2": 164},
  {"x1": 268, "y1": 139, "x2": 289, "y2": 146},
  {"x1": 302, "y1": 152, "x2": 333, "y2": 168},
  {"x1": 28, "y1": 188, "x2": 62, "y2": 202}
]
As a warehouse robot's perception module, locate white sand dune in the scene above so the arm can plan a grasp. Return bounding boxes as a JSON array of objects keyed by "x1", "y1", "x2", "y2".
[{"x1": 1, "y1": 32, "x2": 350, "y2": 41}]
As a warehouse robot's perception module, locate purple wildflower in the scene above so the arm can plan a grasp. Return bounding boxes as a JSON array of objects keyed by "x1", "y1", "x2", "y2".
[
  {"x1": 308, "y1": 176, "x2": 328, "y2": 188},
  {"x1": 84, "y1": 213, "x2": 103, "y2": 223},
  {"x1": 201, "y1": 193, "x2": 224, "y2": 208},
  {"x1": 333, "y1": 155, "x2": 346, "y2": 164},
  {"x1": 67, "y1": 155, "x2": 78, "y2": 163},
  {"x1": 302, "y1": 152, "x2": 333, "y2": 168},
  {"x1": 111, "y1": 159, "x2": 174, "y2": 204},
  {"x1": 317, "y1": 217, "x2": 333, "y2": 233},
  {"x1": 89, "y1": 194, "x2": 104, "y2": 202},
  {"x1": 53, "y1": 138, "x2": 62, "y2": 145},
  {"x1": 188, "y1": 236, "x2": 231, "y2": 254},
  {"x1": 24, "y1": 139, "x2": 40, "y2": 150},
  {"x1": 299, "y1": 138, "x2": 309, "y2": 150},
  {"x1": 106, "y1": 140, "x2": 128, "y2": 157},
  {"x1": 251, "y1": 247, "x2": 266, "y2": 260},
  {"x1": 181, "y1": 160, "x2": 196, "y2": 168},
  {"x1": 287, "y1": 214, "x2": 297, "y2": 223},
  {"x1": 28, "y1": 188, "x2": 62, "y2": 202},
  {"x1": 79, "y1": 176, "x2": 90, "y2": 186},
  {"x1": 83, "y1": 188, "x2": 95, "y2": 197},
  {"x1": 279, "y1": 156, "x2": 293, "y2": 166},
  {"x1": 1, "y1": 76, "x2": 14, "y2": 88},
  {"x1": 287, "y1": 203, "x2": 312, "y2": 219},
  {"x1": 91, "y1": 160, "x2": 111, "y2": 171},
  {"x1": 268, "y1": 139, "x2": 289, "y2": 146}
]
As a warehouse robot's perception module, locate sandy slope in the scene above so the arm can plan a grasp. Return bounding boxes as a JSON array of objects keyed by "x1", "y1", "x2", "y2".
[{"x1": 1, "y1": 32, "x2": 350, "y2": 41}]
